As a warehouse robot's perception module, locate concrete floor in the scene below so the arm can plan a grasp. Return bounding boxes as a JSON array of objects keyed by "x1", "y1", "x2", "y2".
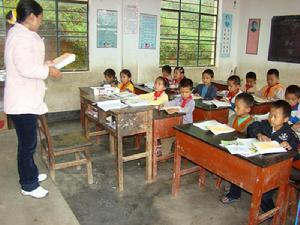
[{"x1": 0, "y1": 119, "x2": 296, "y2": 225}]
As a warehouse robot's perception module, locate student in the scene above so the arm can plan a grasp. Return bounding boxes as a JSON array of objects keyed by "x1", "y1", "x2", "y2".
[
  {"x1": 193, "y1": 69, "x2": 217, "y2": 100},
  {"x1": 285, "y1": 85, "x2": 300, "y2": 131},
  {"x1": 161, "y1": 65, "x2": 172, "y2": 86},
  {"x1": 101, "y1": 68, "x2": 119, "y2": 87},
  {"x1": 117, "y1": 69, "x2": 134, "y2": 93},
  {"x1": 225, "y1": 75, "x2": 243, "y2": 113},
  {"x1": 241, "y1": 71, "x2": 256, "y2": 94},
  {"x1": 258, "y1": 69, "x2": 285, "y2": 100},
  {"x1": 165, "y1": 78, "x2": 195, "y2": 124},
  {"x1": 221, "y1": 100, "x2": 299, "y2": 214},
  {"x1": 171, "y1": 66, "x2": 185, "y2": 89},
  {"x1": 138, "y1": 76, "x2": 168, "y2": 106},
  {"x1": 228, "y1": 93, "x2": 255, "y2": 134}
]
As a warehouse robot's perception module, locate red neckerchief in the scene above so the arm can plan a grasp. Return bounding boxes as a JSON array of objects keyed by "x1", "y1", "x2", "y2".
[
  {"x1": 227, "y1": 90, "x2": 239, "y2": 102},
  {"x1": 292, "y1": 103, "x2": 299, "y2": 111},
  {"x1": 173, "y1": 78, "x2": 182, "y2": 84},
  {"x1": 264, "y1": 83, "x2": 278, "y2": 97},
  {"x1": 120, "y1": 82, "x2": 130, "y2": 91},
  {"x1": 181, "y1": 96, "x2": 192, "y2": 108},
  {"x1": 154, "y1": 91, "x2": 164, "y2": 100},
  {"x1": 245, "y1": 84, "x2": 253, "y2": 92}
]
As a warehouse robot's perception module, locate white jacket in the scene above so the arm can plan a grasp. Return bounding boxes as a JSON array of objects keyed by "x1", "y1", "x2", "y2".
[{"x1": 4, "y1": 23, "x2": 49, "y2": 115}]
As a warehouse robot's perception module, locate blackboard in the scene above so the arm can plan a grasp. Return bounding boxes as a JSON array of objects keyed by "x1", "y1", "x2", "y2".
[{"x1": 268, "y1": 15, "x2": 300, "y2": 64}]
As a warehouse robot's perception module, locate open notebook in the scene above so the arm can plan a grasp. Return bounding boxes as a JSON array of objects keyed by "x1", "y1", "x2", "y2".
[{"x1": 194, "y1": 120, "x2": 235, "y2": 135}]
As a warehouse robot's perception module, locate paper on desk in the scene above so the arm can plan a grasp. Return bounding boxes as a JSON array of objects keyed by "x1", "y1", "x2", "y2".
[
  {"x1": 114, "y1": 91, "x2": 137, "y2": 99},
  {"x1": 193, "y1": 120, "x2": 221, "y2": 130},
  {"x1": 144, "y1": 82, "x2": 154, "y2": 89},
  {"x1": 253, "y1": 141, "x2": 287, "y2": 154},
  {"x1": 97, "y1": 100, "x2": 127, "y2": 112},
  {"x1": 53, "y1": 53, "x2": 76, "y2": 69},
  {"x1": 202, "y1": 100, "x2": 231, "y2": 108},
  {"x1": 253, "y1": 95, "x2": 272, "y2": 103},
  {"x1": 207, "y1": 124, "x2": 235, "y2": 135},
  {"x1": 123, "y1": 98, "x2": 149, "y2": 107}
]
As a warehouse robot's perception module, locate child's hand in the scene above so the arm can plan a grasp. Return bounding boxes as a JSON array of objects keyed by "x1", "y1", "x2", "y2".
[
  {"x1": 280, "y1": 141, "x2": 292, "y2": 151},
  {"x1": 45, "y1": 60, "x2": 55, "y2": 67},
  {"x1": 194, "y1": 93, "x2": 200, "y2": 96},
  {"x1": 257, "y1": 133, "x2": 271, "y2": 142}
]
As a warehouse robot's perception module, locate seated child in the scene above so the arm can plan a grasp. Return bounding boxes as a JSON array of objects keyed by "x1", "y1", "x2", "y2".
[
  {"x1": 241, "y1": 71, "x2": 256, "y2": 94},
  {"x1": 193, "y1": 69, "x2": 217, "y2": 100},
  {"x1": 228, "y1": 93, "x2": 255, "y2": 134},
  {"x1": 165, "y1": 78, "x2": 195, "y2": 124},
  {"x1": 117, "y1": 69, "x2": 135, "y2": 93},
  {"x1": 221, "y1": 100, "x2": 299, "y2": 214},
  {"x1": 138, "y1": 76, "x2": 168, "y2": 106},
  {"x1": 101, "y1": 68, "x2": 119, "y2": 87},
  {"x1": 225, "y1": 75, "x2": 243, "y2": 115},
  {"x1": 171, "y1": 66, "x2": 185, "y2": 89},
  {"x1": 258, "y1": 69, "x2": 285, "y2": 100},
  {"x1": 285, "y1": 85, "x2": 300, "y2": 131},
  {"x1": 161, "y1": 65, "x2": 172, "y2": 87}
]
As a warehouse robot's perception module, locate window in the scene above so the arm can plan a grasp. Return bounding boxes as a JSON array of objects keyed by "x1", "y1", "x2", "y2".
[
  {"x1": 160, "y1": 0, "x2": 218, "y2": 67},
  {"x1": 0, "y1": 0, "x2": 89, "y2": 71}
]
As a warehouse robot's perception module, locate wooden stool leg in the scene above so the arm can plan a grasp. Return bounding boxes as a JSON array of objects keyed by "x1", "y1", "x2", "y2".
[
  {"x1": 215, "y1": 177, "x2": 223, "y2": 189},
  {"x1": 85, "y1": 151, "x2": 93, "y2": 185},
  {"x1": 84, "y1": 116, "x2": 89, "y2": 139},
  {"x1": 172, "y1": 149, "x2": 182, "y2": 197},
  {"x1": 75, "y1": 152, "x2": 81, "y2": 170},
  {"x1": 95, "y1": 125, "x2": 101, "y2": 145},
  {"x1": 198, "y1": 167, "x2": 206, "y2": 188},
  {"x1": 117, "y1": 136, "x2": 124, "y2": 192},
  {"x1": 109, "y1": 134, "x2": 116, "y2": 155},
  {"x1": 49, "y1": 168, "x2": 55, "y2": 181}
]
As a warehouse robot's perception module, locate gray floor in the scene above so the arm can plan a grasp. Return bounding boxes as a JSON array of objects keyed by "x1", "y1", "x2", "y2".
[{"x1": 0, "y1": 120, "x2": 295, "y2": 225}]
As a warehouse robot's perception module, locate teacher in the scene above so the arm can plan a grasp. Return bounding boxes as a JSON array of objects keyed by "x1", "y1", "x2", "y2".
[{"x1": 4, "y1": 0, "x2": 61, "y2": 198}]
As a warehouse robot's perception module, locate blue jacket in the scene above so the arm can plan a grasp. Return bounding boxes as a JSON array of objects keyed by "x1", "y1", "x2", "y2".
[{"x1": 193, "y1": 84, "x2": 217, "y2": 100}]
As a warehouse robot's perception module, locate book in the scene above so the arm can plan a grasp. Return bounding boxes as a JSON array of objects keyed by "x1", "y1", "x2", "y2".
[
  {"x1": 207, "y1": 124, "x2": 235, "y2": 135},
  {"x1": 53, "y1": 53, "x2": 76, "y2": 69},
  {"x1": 163, "y1": 106, "x2": 182, "y2": 114},
  {"x1": 97, "y1": 100, "x2": 127, "y2": 112},
  {"x1": 202, "y1": 99, "x2": 231, "y2": 108},
  {"x1": 220, "y1": 138, "x2": 259, "y2": 157},
  {"x1": 253, "y1": 141, "x2": 287, "y2": 154},
  {"x1": 114, "y1": 91, "x2": 137, "y2": 99},
  {"x1": 253, "y1": 95, "x2": 272, "y2": 103},
  {"x1": 193, "y1": 120, "x2": 222, "y2": 131},
  {"x1": 123, "y1": 98, "x2": 149, "y2": 107}
]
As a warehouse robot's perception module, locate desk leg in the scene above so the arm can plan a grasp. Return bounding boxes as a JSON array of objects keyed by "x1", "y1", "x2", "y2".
[
  {"x1": 198, "y1": 166, "x2": 206, "y2": 188},
  {"x1": 109, "y1": 134, "x2": 116, "y2": 155},
  {"x1": 146, "y1": 130, "x2": 153, "y2": 182},
  {"x1": 152, "y1": 137, "x2": 158, "y2": 180},
  {"x1": 117, "y1": 136, "x2": 124, "y2": 192},
  {"x1": 172, "y1": 146, "x2": 182, "y2": 197},
  {"x1": 272, "y1": 183, "x2": 289, "y2": 225},
  {"x1": 248, "y1": 179, "x2": 263, "y2": 225}
]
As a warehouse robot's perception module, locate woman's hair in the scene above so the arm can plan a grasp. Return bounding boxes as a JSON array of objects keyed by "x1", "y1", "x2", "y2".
[{"x1": 16, "y1": 0, "x2": 43, "y2": 23}]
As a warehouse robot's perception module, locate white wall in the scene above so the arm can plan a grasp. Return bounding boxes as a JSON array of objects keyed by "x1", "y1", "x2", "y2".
[{"x1": 237, "y1": 0, "x2": 300, "y2": 89}]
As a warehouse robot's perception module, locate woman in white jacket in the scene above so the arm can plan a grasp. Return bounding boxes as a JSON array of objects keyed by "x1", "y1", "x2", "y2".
[{"x1": 4, "y1": 0, "x2": 61, "y2": 198}]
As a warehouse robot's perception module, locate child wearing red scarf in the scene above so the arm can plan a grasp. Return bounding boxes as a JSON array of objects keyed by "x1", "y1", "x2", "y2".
[
  {"x1": 225, "y1": 75, "x2": 243, "y2": 116},
  {"x1": 165, "y1": 78, "x2": 195, "y2": 124},
  {"x1": 258, "y1": 69, "x2": 285, "y2": 100},
  {"x1": 285, "y1": 85, "x2": 300, "y2": 131},
  {"x1": 138, "y1": 77, "x2": 168, "y2": 106},
  {"x1": 170, "y1": 67, "x2": 185, "y2": 89},
  {"x1": 241, "y1": 71, "x2": 256, "y2": 94},
  {"x1": 117, "y1": 69, "x2": 135, "y2": 93}
]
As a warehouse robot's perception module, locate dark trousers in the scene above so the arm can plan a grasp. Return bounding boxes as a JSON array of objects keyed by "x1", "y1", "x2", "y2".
[
  {"x1": 229, "y1": 184, "x2": 275, "y2": 212},
  {"x1": 10, "y1": 114, "x2": 39, "y2": 191}
]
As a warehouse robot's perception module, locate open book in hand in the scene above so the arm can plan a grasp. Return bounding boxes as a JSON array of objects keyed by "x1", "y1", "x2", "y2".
[
  {"x1": 53, "y1": 53, "x2": 76, "y2": 69},
  {"x1": 163, "y1": 106, "x2": 182, "y2": 114}
]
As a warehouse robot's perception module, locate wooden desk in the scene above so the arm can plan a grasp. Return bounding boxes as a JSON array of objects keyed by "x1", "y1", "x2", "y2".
[
  {"x1": 172, "y1": 124, "x2": 297, "y2": 225},
  {"x1": 212, "y1": 80, "x2": 228, "y2": 91},
  {"x1": 80, "y1": 88, "x2": 153, "y2": 192},
  {"x1": 193, "y1": 99, "x2": 230, "y2": 123},
  {"x1": 152, "y1": 109, "x2": 184, "y2": 179},
  {"x1": 251, "y1": 102, "x2": 272, "y2": 115}
]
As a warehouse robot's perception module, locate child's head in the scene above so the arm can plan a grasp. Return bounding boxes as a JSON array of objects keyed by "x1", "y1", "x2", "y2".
[
  {"x1": 285, "y1": 85, "x2": 300, "y2": 107},
  {"x1": 245, "y1": 71, "x2": 256, "y2": 86},
  {"x1": 120, "y1": 69, "x2": 132, "y2": 84},
  {"x1": 266, "y1": 69, "x2": 279, "y2": 87},
  {"x1": 227, "y1": 75, "x2": 241, "y2": 93},
  {"x1": 268, "y1": 100, "x2": 291, "y2": 130},
  {"x1": 202, "y1": 69, "x2": 214, "y2": 85},
  {"x1": 179, "y1": 78, "x2": 193, "y2": 99},
  {"x1": 103, "y1": 68, "x2": 116, "y2": 83},
  {"x1": 174, "y1": 66, "x2": 185, "y2": 80},
  {"x1": 234, "y1": 93, "x2": 254, "y2": 117},
  {"x1": 154, "y1": 76, "x2": 167, "y2": 92},
  {"x1": 162, "y1": 65, "x2": 172, "y2": 78}
]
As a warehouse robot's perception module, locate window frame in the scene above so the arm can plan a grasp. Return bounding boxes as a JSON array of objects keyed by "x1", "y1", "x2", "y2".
[{"x1": 160, "y1": 0, "x2": 219, "y2": 67}]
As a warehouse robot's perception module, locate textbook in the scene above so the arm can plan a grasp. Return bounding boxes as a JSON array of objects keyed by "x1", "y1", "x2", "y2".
[
  {"x1": 123, "y1": 98, "x2": 149, "y2": 107},
  {"x1": 206, "y1": 124, "x2": 235, "y2": 135},
  {"x1": 202, "y1": 99, "x2": 231, "y2": 108},
  {"x1": 53, "y1": 53, "x2": 76, "y2": 69},
  {"x1": 193, "y1": 120, "x2": 221, "y2": 130},
  {"x1": 253, "y1": 141, "x2": 287, "y2": 154},
  {"x1": 97, "y1": 100, "x2": 127, "y2": 112},
  {"x1": 163, "y1": 106, "x2": 182, "y2": 114}
]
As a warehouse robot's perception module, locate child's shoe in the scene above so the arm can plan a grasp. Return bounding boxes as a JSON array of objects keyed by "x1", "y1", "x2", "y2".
[
  {"x1": 38, "y1": 173, "x2": 47, "y2": 182},
  {"x1": 21, "y1": 186, "x2": 49, "y2": 199}
]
